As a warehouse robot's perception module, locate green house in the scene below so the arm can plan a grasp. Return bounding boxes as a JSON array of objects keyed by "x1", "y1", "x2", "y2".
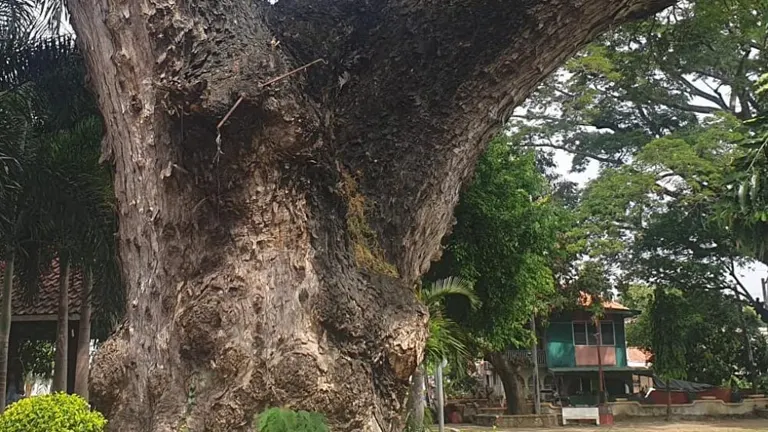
[{"x1": 542, "y1": 299, "x2": 649, "y2": 405}]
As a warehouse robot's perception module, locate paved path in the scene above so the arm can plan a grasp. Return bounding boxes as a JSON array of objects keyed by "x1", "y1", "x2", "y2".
[{"x1": 450, "y1": 418, "x2": 768, "y2": 431}]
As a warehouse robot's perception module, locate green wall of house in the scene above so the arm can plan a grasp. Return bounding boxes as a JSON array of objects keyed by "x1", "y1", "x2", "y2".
[
  {"x1": 546, "y1": 322, "x2": 576, "y2": 368},
  {"x1": 545, "y1": 314, "x2": 628, "y2": 368},
  {"x1": 612, "y1": 315, "x2": 627, "y2": 367}
]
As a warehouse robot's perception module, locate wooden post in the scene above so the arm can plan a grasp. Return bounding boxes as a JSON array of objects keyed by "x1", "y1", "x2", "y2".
[
  {"x1": 595, "y1": 317, "x2": 605, "y2": 405},
  {"x1": 666, "y1": 378, "x2": 672, "y2": 421}
]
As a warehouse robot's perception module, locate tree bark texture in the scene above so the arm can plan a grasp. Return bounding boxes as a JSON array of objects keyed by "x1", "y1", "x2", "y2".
[
  {"x1": 487, "y1": 352, "x2": 525, "y2": 415},
  {"x1": 405, "y1": 365, "x2": 425, "y2": 431},
  {"x1": 0, "y1": 253, "x2": 14, "y2": 410},
  {"x1": 75, "y1": 269, "x2": 93, "y2": 400},
  {"x1": 65, "y1": 0, "x2": 675, "y2": 430},
  {"x1": 53, "y1": 256, "x2": 71, "y2": 393}
]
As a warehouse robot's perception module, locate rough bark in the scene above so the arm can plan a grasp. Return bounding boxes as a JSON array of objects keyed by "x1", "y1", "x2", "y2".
[
  {"x1": 53, "y1": 256, "x2": 71, "y2": 393},
  {"x1": 405, "y1": 365, "x2": 425, "y2": 431},
  {"x1": 74, "y1": 268, "x2": 93, "y2": 399},
  {"x1": 64, "y1": 0, "x2": 675, "y2": 430},
  {"x1": 487, "y1": 352, "x2": 525, "y2": 415},
  {"x1": 0, "y1": 252, "x2": 14, "y2": 410}
]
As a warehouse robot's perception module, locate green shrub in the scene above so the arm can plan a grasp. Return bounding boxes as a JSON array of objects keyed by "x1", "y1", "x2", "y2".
[
  {"x1": 0, "y1": 393, "x2": 106, "y2": 432},
  {"x1": 256, "y1": 407, "x2": 329, "y2": 432}
]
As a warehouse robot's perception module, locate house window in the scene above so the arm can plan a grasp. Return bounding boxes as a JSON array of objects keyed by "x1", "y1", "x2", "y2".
[
  {"x1": 573, "y1": 321, "x2": 615, "y2": 346},
  {"x1": 600, "y1": 321, "x2": 615, "y2": 345}
]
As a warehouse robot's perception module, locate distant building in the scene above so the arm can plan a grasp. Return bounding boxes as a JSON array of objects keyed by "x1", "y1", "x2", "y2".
[{"x1": 480, "y1": 295, "x2": 652, "y2": 409}]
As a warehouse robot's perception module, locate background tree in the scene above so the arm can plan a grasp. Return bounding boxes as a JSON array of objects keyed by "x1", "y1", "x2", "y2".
[
  {"x1": 508, "y1": 0, "x2": 768, "y2": 320},
  {"x1": 428, "y1": 137, "x2": 564, "y2": 414},
  {"x1": 0, "y1": 6, "x2": 121, "y2": 402},
  {"x1": 648, "y1": 288, "x2": 690, "y2": 420},
  {"x1": 625, "y1": 286, "x2": 765, "y2": 387}
]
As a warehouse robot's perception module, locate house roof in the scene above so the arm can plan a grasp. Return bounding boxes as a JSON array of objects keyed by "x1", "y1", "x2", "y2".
[
  {"x1": 0, "y1": 259, "x2": 83, "y2": 320},
  {"x1": 579, "y1": 292, "x2": 640, "y2": 315},
  {"x1": 578, "y1": 292, "x2": 631, "y2": 311}
]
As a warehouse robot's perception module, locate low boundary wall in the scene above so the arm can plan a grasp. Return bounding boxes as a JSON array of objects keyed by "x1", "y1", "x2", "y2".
[{"x1": 609, "y1": 397, "x2": 768, "y2": 419}]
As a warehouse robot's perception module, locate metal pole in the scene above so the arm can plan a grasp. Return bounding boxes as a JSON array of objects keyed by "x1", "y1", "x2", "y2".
[
  {"x1": 437, "y1": 358, "x2": 447, "y2": 432},
  {"x1": 531, "y1": 314, "x2": 541, "y2": 415}
]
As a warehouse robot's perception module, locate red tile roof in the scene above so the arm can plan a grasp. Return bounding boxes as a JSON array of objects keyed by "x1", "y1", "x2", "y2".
[
  {"x1": 578, "y1": 292, "x2": 631, "y2": 311},
  {"x1": 0, "y1": 259, "x2": 83, "y2": 318}
]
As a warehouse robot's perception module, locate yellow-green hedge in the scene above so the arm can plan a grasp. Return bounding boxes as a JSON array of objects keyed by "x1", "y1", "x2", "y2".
[{"x1": 0, "y1": 393, "x2": 106, "y2": 432}]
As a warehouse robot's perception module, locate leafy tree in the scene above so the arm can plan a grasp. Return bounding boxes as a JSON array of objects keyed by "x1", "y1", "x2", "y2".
[
  {"x1": 0, "y1": 8, "x2": 121, "y2": 401},
  {"x1": 509, "y1": 0, "x2": 768, "y2": 316},
  {"x1": 506, "y1": 0, "x2": 768, "y2": 409},
  {"x1": 627, "y1": 287, "x2": 764, "y2": 387},
  {"x1": 511, "y1": 0, "x2": 765, "y2": 167},
  {"x1": 648, "y1": 288, "x2": 688, "y2": 420},
  {"x1": 428, "y1": 137, "x2": 564, "y2": 414}
]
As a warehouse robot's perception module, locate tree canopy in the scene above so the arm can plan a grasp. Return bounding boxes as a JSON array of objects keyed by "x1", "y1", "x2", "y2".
[{"x1": 428, "y1": 137, "x2": 564, "y2": 352}]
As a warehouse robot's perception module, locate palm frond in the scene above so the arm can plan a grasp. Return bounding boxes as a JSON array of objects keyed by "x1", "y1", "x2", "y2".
[
  {"x1": 425, "y1": 313, "x2": 470, "y2": 364},
  {"x1": 0, "y1": 0, "x2": 64, "y2": 41},
  {"x1": 418, "y1": 277, "x2": 480, "y2": 312},
  {"x1": 0, "y1": 0, "x2": 36, "y2": 40}
]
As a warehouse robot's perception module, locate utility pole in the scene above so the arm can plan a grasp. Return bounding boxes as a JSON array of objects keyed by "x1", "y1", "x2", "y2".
[{"x1": 530, "y1": 314, "x2": 541, "y2": 415}]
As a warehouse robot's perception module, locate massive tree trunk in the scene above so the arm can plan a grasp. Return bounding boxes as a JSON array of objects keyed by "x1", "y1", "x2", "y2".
[
  {"x1": 487, "y1": 352, "x2": 525, "y2": 415},
  {"x1": 65, "y1": 0, "x2": 674, "y2": 430},
  {"x1": 74, "y1": 268, "x2": 93, "y2": 399},
  {"x1": 53, "y1": 256, "x2": 71, "y2": 393},
  {"x1": 0, "y1": 252, "x2": 14, "y2": 410}
]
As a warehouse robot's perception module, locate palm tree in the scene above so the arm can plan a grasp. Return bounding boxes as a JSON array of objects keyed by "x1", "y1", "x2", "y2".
[
  {"x1": 43, "y1": 116, "x2": 118, "y2": 396},
  {"x1": 406, "y1": 277, "x2": 479, "y2": 431},
  {"x1": 1, "y1": 3, "x2": 121, "y2": 401},
  {"x1": 0, "y1": 91, "x2": 53, "y2": 409}
]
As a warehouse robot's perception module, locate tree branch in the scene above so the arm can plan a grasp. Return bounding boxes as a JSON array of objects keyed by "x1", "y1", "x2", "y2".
[
  {"x1": 728, "y1": 259, "x2": 756, "y2": 304},
  {"x1": 668, "y1": 72, "x2": 730, "y2": 112},
  {"x1": 519, "y1": 143, "x2": 626, "y2": 165},
  {"x1": 644, "y1": 95, "x2": 722, "y2": 115}
]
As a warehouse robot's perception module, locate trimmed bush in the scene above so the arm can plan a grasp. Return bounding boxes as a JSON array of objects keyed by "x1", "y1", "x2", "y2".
[
  {"x1": 256, "y1": 407, "x2": 329, "y2": 432},
  {"x1": 0, "y1": 393, "x2": 106, "y2": 432}
]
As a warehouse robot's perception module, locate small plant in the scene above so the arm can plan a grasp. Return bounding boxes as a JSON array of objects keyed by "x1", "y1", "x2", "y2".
[
  {"x1": 0, "y1": 392, "x2": 106, "y2": 432},
  {"x1": 256, "y1": 407, "x2": 329, "y2": 432}
]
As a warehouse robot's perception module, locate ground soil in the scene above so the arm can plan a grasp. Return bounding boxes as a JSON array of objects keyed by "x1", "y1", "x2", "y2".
[{"x1": 456, "y1": 418, "x2": 768, "y2": 431}]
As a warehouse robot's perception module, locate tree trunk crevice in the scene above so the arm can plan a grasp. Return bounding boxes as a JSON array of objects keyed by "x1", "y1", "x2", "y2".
[{"x1": 65, "y1": 0, "x2": 675, "y2": 430}]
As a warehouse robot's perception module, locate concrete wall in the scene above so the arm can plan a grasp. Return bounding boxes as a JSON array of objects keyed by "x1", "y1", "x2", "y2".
[{"x1": 609, "y1": 398, "x2": 768, "y2": 419}]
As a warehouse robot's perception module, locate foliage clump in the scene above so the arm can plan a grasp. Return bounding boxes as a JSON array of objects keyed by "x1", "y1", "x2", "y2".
[
  {"x1": 0, "y1": 393, "x2": 106, "y2": 432},
  {"x1": 256, "y1": 407, "x2": 329, "y2": 432}
]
